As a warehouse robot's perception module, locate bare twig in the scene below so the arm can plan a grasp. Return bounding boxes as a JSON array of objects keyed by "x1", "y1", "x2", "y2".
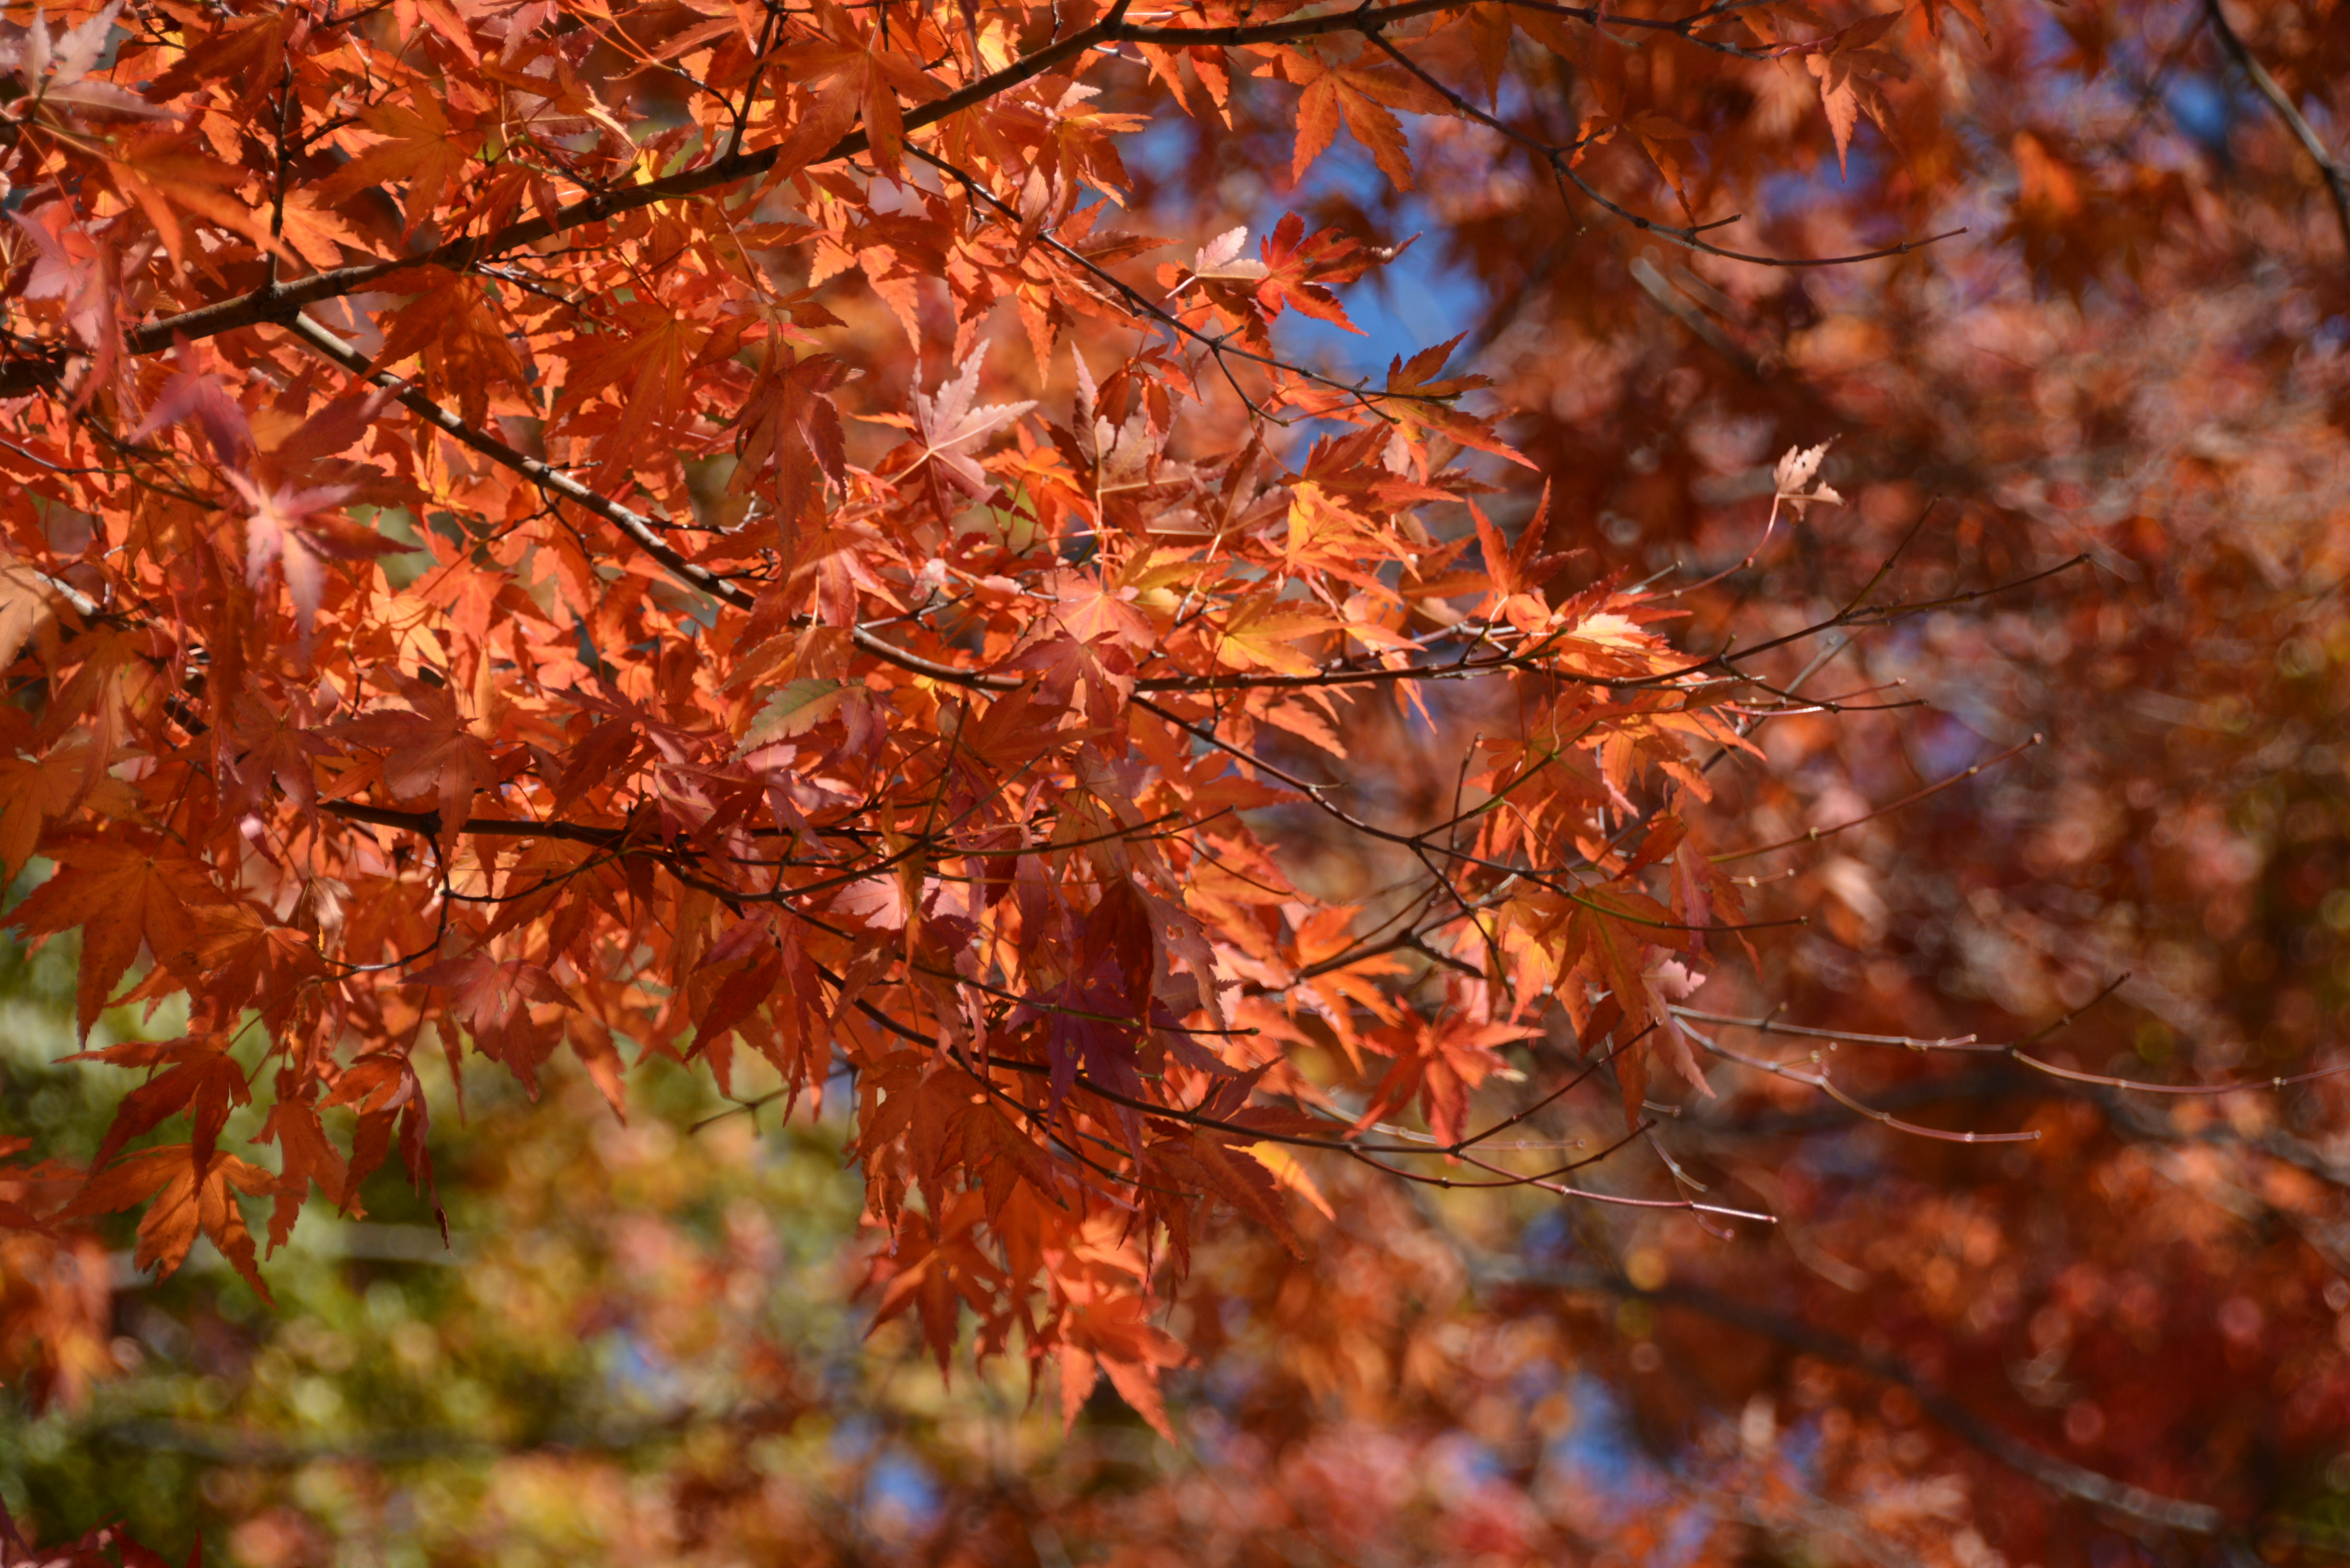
[
  {"x1": 2204, "y1": 0, "x2": 2350, "y2": 262},
  {"x1": 1490, "y1": 1262, "x2": 2229, "y2": 1535}
]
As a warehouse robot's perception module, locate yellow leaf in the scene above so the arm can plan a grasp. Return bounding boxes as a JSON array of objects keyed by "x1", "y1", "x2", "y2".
[
  {"x1": 1217, "y1": 599, "x2": 1334, "y2": 676},
  {"x1": 1246, "y1": 1142, "x2": 1335, "y2": 1220}
]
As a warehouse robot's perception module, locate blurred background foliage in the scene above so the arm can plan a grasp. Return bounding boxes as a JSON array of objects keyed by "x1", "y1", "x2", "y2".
[{"x1": 2, "y1": 872, "x2": 912, "y2": 1563}]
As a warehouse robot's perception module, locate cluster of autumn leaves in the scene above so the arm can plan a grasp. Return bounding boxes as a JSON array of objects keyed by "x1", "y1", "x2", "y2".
[{"x1": 0, "y1": 0, "x2": 1972, "y2": 1442}]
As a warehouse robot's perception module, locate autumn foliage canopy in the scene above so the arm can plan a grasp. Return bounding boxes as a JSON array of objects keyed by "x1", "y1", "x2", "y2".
[{"x1": 4, "y1": 0, "x2": 2350, "y2": 1561}]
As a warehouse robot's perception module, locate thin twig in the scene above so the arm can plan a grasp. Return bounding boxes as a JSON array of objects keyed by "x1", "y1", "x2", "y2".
[{"x1": 2204, "y1": 0, "x2": 2350, "y2": 262}]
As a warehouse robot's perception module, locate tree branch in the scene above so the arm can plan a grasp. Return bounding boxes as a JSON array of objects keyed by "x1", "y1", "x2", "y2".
[
  {"x1": 1495, "y1": 1262, "x2": 2231, "y2": 1536},
  {"x1": 0, "y1": 0, "x2": 1877, "y2": 397},
  {"x1": 280, "y1": 312, "x2": 1015, "y2": 691},
  {"x1": 2204, "y1": 0, "x2": 2350, "y2": 263}
]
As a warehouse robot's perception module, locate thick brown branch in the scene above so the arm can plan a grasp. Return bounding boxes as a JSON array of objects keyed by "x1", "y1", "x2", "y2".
[
  {"x1": 0, "y1": 3, "x2": 1136, "y2": 394},
  {"x1": 323, "y1": 800, "x2": 635, "y2": 848},
  {"x1": 0, "y1": 0, "x2": 1723, "y2": 397}
]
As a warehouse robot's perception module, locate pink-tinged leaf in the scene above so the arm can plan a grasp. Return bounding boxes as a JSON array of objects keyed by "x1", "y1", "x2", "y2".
[
  {"x1": 907, "y1": 345, "x2": 1036, "y2": 502},
  {"x1": 130, "y1": 340, "x2": 253, "y2": 464},
  {"x1": 223, "y1": 470, "x2": 361, "y2": 635}
]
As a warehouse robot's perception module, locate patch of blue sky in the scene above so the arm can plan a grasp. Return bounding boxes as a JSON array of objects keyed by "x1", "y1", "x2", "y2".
[
  {"x1": 1427, "y1": 1428, "x2": 1511, "y2": 1492},
  {"x1": 1516, "y1": 1207, "x2": 1580, "y2": 1265},
  {"x1": 599, "y1": 1324, "x2": 694, "y2": 1411},
  {"x1": 863, "y1": 1447, "x2": 945, "y2": 1530},
  {"x1": 1123, "y1": 110, "x2": 1490, "y2": 381},
  {"x1": 830, "y1": 1410, "x2": 883, "y2": 1461},
  {"x1": 1540, "y1": 1373, "x2": 1674, "y2": 1514},
  {"x1": 2164, "y1": 73, "x2": 2233, "y2": 157},
  {"x1": 1790, "y1": 1124, "x2": 1896, "y2": 1180},
  {"x1": 1281, "y1": 202, "x2": 1488, "y2": 384},
  {"x1": 1777, "y1": 1411, "x2": 1825, "y2": 1478},
  {"x1": 1200, "y1": 1341, "x2": 1265, "y2": 1411},
  {"x1": 1121, "y1": 111, "x2": 1200, "y2": 188},
  {"x1": 1542, "y1": 1374, "x2": 1835, "y2": 1567}
]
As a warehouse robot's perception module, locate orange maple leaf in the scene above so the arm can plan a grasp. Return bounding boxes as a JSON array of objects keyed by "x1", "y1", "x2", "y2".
[
  {"x1": 331, "y1": 676, "x2": 498, "y2": 846},
  {"x1": 1289, "y1": 56, "x2": 1423, "y2": 190},
  {"x1": 60, "y1": 1144, "x2": 275, "y2": 1298},
  {"x1": 7, "y1": 843, "x2": 225, "y2": 1036},
  {"x1": 368, "y1": 268, "x2": 533, "y2": 428},
  {"x1": 313, "y1": 95, "x2": 479, "y2": 237}
]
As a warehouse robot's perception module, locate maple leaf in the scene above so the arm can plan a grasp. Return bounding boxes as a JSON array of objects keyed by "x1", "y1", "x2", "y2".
[
  {"x1": 320, "y1": 1051, "x2": 425, "y2": 1121},
  {"x1": 1143, "y1": 1128, "x2": 1299, "y2": 1253},
  {"x1": 60, "y1": 1144, "x2": 277, "y2": 1297},
  {"x1": 739, "y1": 679, "x2": 849, "y2": 753},
  {"x1": 1056, "y1": 347, "x2": 1199, "y2": 534},
  {"x1": 1243, "y1": 1140, "x2": 1334, "y2": 1220},
  {"x1": 255, "y1": 1100, "x2": 352, "y2": 1251},
  {"x1": 1184, "y1": 225, "x2": 1267, "y2": 286},
  {"x1": 1773, "y1": 441, "x2": 1845, "y2": 517},
  {"x1": 273, "y1": 189, "x2": 367, "y2": 272},
  {"x1": 406, "y1": 953, "x2": 574, "y2": 1096},
  {"x1": 1918, "y1": 0, "x2": 1992, "y2": 40},
  {"x1": 103, "y1": 133, "x2": 287, "y2": 272},
  {"x1": 0, "y1": 4, "x2": 169, "y2": 124},
  {"x1": 548, "y1": 295, "x2": 717, "y2": 492},
  {"x1": 398, "y1": 0, "x2": 486, "y2": 67},
  {"x1": 1215, "y1": 596, "x2": 1335, "y2": 677},
  {"x1": 1288, "y1": 905, "x2": 1406, "y2": 1067},
  {"x1": 366, "y1": 268, "x2": 532, "y2": 428},
  {"x1": 188, "y1": 902, "x2": 327, "y2": 1022},
  {"x1": 1639, "y1": 950, "x2": 1714, "y2": 1100},
  {"x1": 1055, "y1": 1286, "x2": 1189, "y2": 1440},
  {"x1": 6, "y1": 843, "x2": 224, "y2": 1036},
  {"x1": 1360, "y1": 1010, "x2": 1535, "y2": 1148},
  {"x1": 143, "y1": 5, "x2": 299, "y2": 111},
  {"x1": 485, "y1": 47, "x2": 641, "y2": 153},
  {"x1": 5, "y1": 204, "x2": 148, "y2": 395},
  {"x1": 1254, "y1": 214, "x2": 1369, "y2": 331},
  {"x1": 408, "y1": 952, "x2": 572, "y2": 1027},
  {"x1": 1008, "y1": 636, "x2": 1136, "y2": 731},
  {"x1": 222, "y1": 690, "x2": 332, "y2": 817},
  {"x1": 867, "y1": 1192, "x2": 1005, "y2": 1372},
  {"x1": 1802, "y1": 13, "x2": 1906, "y2": 178},
  {"x1": 691, "y1": 935, "x2": 788, "y2": 1066},
  {"x1": 0, "y1": 741, "x2": 91, "y2": 882},
  {"x1": 1044, "y1": 561, "x2": 1156, "y2": 651},
  {"x1": 70, "y1": 1035, "x2": 250, "y2": 1176},
  {"x1": 331, "y1": 676, "x2": 497, "y2": 845},
  {"x1": 1471, "y1": 489, "x2": 1572, "y2": 612},
  {"x1": 1019, "y1": 878, "x2": 1164, "y2": 1113},
  {"x1": 225, "y1": 470, "x2": 364, "y2": 636},
  {"x1": 1628, "y1": 112, "x2": 1700, "y2": 218},
  {"x1": 313, "y1": 95, "x2": 479, "y2": 237},
  {"x1": 770, "y1": 30, "x2": 943, "y2": 183},
  {"x1": 905, "y1": 346, "x2": 1036, "y2": 513},
  {"x1": 1561, "y1": 886, "x2": 1685, "y2": 1127},
  {"x1": 128, "y1": 341, "x2": 255, "y2": 465},
  {"x1": 1288, "y1": 55, "x2": 1424, "y2": 190},
  {"x1": 1386, "y1": 335, "x2": 1529, "y2": 470},
  {"x1": 730, "y1": 343, "x2": 849, "y2": 529},
  {"x1": 0, "y1": 548, "x2": 74, "y2": 675}
]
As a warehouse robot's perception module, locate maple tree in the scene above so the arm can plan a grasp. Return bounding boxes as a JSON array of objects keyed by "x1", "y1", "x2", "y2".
[{"x1": 3, "y1": 0, "x2": 2350, "y2": 1562}]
